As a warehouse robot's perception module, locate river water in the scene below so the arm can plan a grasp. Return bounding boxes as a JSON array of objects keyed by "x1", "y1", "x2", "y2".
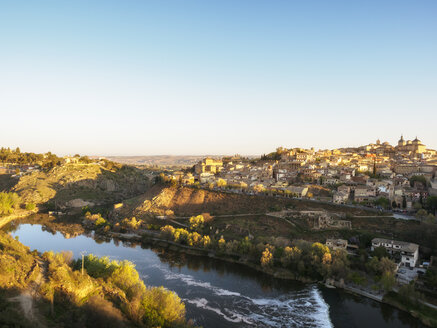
[{"x1": 8, "y1": 223, "x2": 426, "y2": 328}]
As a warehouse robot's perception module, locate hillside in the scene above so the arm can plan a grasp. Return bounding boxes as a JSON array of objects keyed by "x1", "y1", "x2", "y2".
[
  {"x1": 110, "y1": 185, "x2": 437, "y2": 255},
  {"x1": 0, "y1": 231, "x2": 189, "y2": 328},
  {"x1": 12, "y1": 163, "x2": 153, "y2": 209},
  {"x1": 113, "y1": 184, "x2": 370, "y2": 219}
]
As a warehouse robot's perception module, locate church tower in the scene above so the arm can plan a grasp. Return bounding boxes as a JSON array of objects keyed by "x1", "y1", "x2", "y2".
[{"x1": 398, "y1": 135, "x2": 406, "y2": 147}]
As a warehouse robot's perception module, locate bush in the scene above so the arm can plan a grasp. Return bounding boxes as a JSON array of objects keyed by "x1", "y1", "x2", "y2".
[
  {"x1": 189, "y1": 215, "x2": 204, "y2": 231},
  {"x1": 0, "y1": 192, "x2": 20, "y2": 215},
  {"x1": 141, "y1": 286, "x2": 186, "y2": 327},
  {"x1": 25, "y1": 202, "x2": 36, "y2": 210}
]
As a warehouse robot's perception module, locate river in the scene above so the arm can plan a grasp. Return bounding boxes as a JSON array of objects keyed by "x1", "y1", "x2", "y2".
[{"x1": 7, "y1": 222, "x2": 426, "y2": 328}]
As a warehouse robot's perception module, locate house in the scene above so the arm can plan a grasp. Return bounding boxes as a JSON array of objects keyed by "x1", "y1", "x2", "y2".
[
  {"x1": 286, "y1": 185, "x2": 308, "y2": 197},
  {"x1": 326, "y1": 238, "x2": 348, "y2": 250},
  {"x1": 333, "y1": 191, "x2": 349, "y2": 203},
  {"x1": 194, "y1": 158, "x2": 223, "y2": 174},
  {"x1": 354, "y1": 186, "x2": 376, "y2": 203},
  {"x1": 371, "y1": 238, "x2": 419, "y2": 267}
]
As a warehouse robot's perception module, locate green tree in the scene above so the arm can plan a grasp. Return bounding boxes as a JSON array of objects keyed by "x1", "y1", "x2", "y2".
[
  {"x1": 374, "y1": 197, "x2": 390, "y2": 209},
  {"x1": 373, "y1": 246, "x2": 389, "y2": 259},
  {"x1": 425, "y1": 196, "x2": 437, "y2": 215},
  {"x1": 379, "y1": 257, "x2": 396, "y2": 274},
  {"x1": 380, "y1": 271, "x2": 395, "y2": 292}
]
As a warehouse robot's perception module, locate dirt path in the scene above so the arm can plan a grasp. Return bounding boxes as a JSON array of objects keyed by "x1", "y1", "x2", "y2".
[
  {"x1": 9, "y1": 292, "x2": 36, "y2": 321},
  {"x1": 8, "y1": 259, "x2": 48, "y2": 327}
]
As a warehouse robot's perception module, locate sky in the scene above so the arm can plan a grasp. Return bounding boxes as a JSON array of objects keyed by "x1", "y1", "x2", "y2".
[{"x1": 0, "y1": 0, "x2": 436, "y2": 156}]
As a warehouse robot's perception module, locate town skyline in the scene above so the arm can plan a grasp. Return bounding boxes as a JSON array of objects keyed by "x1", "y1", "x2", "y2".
[{"x1": 2, "y1": 134, "x2": 435, "y2": 158}]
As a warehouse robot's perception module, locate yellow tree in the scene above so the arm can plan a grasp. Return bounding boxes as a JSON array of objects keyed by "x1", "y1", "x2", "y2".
[
  {"x1": 189, "y1": 215, "x2": 204, "y2": 231},
  {"x1": 260, "y1": 248, "x2": 273, "y2": 268},
  {"x1": 216, "y1": 178, "x2": 227, "y2": 188}
]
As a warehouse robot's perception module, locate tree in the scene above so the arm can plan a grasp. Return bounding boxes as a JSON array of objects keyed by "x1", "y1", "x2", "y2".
[
  {"x1": 260, "y1": 248, "x2": 273, "y2": 268},
  {"x1": 189, "y1": 215, "x2": 204, "y2": 231},
  {"x1": 398, "y1": 283, "x2": 422, "y2": 306},
  {"x1": 216, "y1": 178, "x2": 227, "y2": 188},
  {"x1": 160, "y1": 225, "x2": 175, "y2": 240},
  {"x1": 281, "y1": 246, "x2": 302, "y2": 268},
  {"x1": 141, "y1": 286, "x2": 186, "y2": 327},
  {"x1": 425, "y1": 196, "x2": 437, "y2": 215},
  {"x1": 218, "y1": 236, "x2": 226, "y2": 250},
  {"x1": 413, "y1": 202, "x2": 422, "y2": 210},
  {"x1": 425, "y1": 213, "x2": 436, "y2": 224},
  {"x1": 380, "y1": 271, "x2": 395, "y2": 292},
  {"x1": 253, "y1": 184, "x2": 265, "y2": 193},
  {"x1": 373, "y1": 246, "x2": 389, "y2": 259},
  {"x1": 374, "y1": 197, "x2": 390, "y2": 209},
  {"x1": 409, "y1": 175, "x2": 427, "y2": 187},
  {"x1": 416, "y1": 209, "x2": 428, "y2": 218},
  {"x1": 379, "y1": 257, "x2": 396, "y2": 274}
]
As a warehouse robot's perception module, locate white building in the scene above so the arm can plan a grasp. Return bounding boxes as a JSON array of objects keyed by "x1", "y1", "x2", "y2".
[{"x1": 371, "y1": 238, "x2": 419, "y2": 267}]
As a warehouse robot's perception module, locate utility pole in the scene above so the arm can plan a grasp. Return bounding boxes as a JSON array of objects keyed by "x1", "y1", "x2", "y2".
[{"x1": 80, "y1": 251, "x2": 87, "y2": 275}]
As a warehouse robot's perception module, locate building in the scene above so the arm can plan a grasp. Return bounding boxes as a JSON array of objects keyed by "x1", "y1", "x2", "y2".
[
  {"x1": 326, "y1": 238, "x2": 348, "y2": 250},
  {"x1": 371, "y1": 238, "x2": 419, "y2": 267},
  {"x1": 286, "y1": 185, "x2": 308, "y2": 197},
  {"x1": 194, "y1": 158, "x2": 223, "y2": 174},
  {"x1": 396, "y1": 135, "x2": 427, "y2": 154},
  {"x1": 333, "y1": 191, "x2": 349, "y2": 203}
]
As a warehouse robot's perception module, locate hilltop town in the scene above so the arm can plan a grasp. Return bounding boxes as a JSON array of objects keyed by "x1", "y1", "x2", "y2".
[
  {"x1": 2, "y1": 140, "x2": 437, "y2": 326},
  {"x1": 164, "y1": 136, "x2": 437, "y2": 219}
]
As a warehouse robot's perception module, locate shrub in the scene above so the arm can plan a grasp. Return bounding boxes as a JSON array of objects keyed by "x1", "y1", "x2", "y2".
[
  {"x1": 189, "y1": 215, "x2": 204, "y2": 231},
  {"x1": 0, "y1": 192, "x2": 20, "y2": 215},
  {"x1": 25, "y1": 202, "x2": 36, "y2": 210},
  {"x1": 141, "y1": 286, "x2": 186, "y2": 327},
  {"x1": 95, "y1": 216, "x2": 107, "y2": 227}
]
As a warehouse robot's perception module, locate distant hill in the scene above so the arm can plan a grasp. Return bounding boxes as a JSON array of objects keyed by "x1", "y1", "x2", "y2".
[{"x1": 102, "y1": 155, "x2": 219, "y2": 167}]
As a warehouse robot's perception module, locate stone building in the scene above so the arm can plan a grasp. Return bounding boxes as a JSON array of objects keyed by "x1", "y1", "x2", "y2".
[{"x1": 194, "y1": 158, "x2": 223, "y2": 174}]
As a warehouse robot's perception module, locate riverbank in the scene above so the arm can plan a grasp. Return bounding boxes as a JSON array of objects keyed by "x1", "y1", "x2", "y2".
[
  {"x1": 0, "y1": 210, "x2": 36, "y2": 229},
  {"x1": 107, "y1": 230, "x2": 316, "y2": 283},
  {"x1": 106, "y1": 229, "x2": 437, "y2": 327},
  {"x1": 4, "y1": 215, "x2": 437, "y2": 327},
  {"x1": 4, "y1": 219, "x2": 433, "y2": 328}
]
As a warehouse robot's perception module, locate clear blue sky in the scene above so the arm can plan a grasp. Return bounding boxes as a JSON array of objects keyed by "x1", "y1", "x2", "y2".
[{"x1": 1, "y1": 0, "x2": 436, "y2": 156}]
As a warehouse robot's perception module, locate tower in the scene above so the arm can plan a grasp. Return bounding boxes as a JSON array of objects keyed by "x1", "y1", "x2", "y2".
[{"x1": 398, "y1": 135, "x2": 406, "y2": 147}]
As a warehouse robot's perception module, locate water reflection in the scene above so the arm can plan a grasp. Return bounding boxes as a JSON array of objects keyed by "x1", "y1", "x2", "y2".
[{"x1": 6, "y1": 222, "x2": 428, "y2": 328}]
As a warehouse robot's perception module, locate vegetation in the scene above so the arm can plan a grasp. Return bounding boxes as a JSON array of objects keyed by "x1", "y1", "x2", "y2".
[
  {"x1": 373, "y1": 197, "x2": 390, "y2": 209},
  {"x1": 25, "y1": 202, "x2": 36, "y2": 211},
  {"x1": 409, "y1": 175, "x2": 427, "y2": 187},
  {"x1": 10, "y1": 160, "x2": 151, "y2": 209},
  {"x1": 160, "y1": 224, "x2": 211, "y2": 248},
  {"x1": 189, "y1": 215, "x2": 204, "y2": 231},
  {"x1": 0, "y1": 231, "x2": 190, "y2": 328},
  {"x1": 0, "y1": 192, "x2": 20, "y2": 215},
  {"x1": 0, "y1": 147, "x2": 62, "y2": 169}
]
